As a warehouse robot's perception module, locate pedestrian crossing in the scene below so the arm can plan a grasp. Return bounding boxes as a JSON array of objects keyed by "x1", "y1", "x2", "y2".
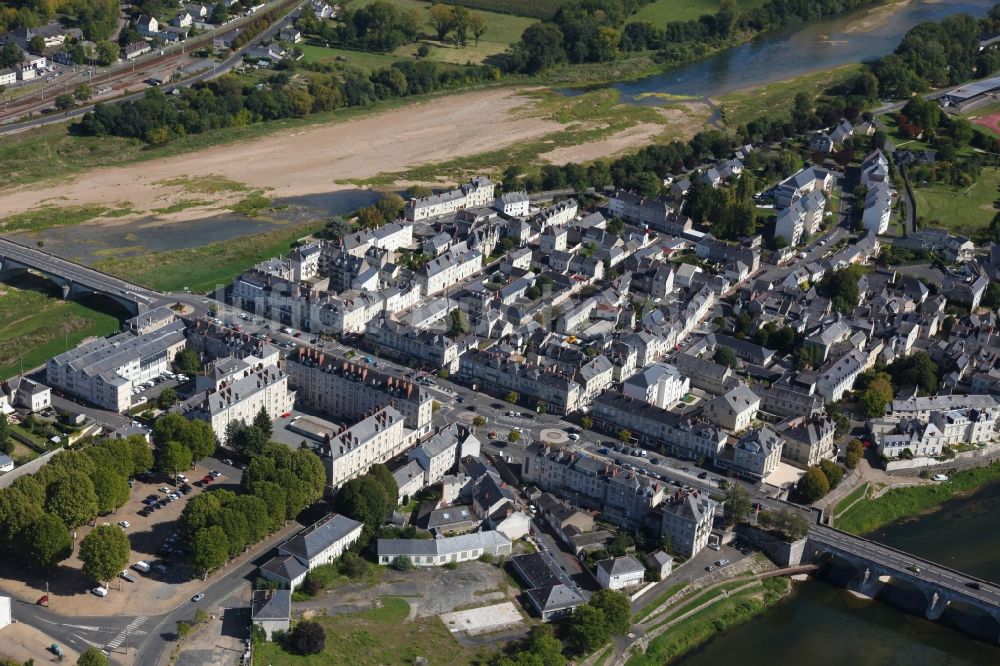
[{"x1": 106, "y1": 615, "x2": 146, "y2": 650}]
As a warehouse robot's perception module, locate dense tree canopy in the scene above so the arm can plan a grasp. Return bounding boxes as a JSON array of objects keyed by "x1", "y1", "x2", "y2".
[{"x1": 79, "y1": 524, "x2": 130, "y2": 584}]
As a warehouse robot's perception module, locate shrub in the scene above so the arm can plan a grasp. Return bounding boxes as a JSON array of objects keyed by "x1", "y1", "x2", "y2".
[
  {"x1": 392, "y1": 555, "x2": 414, "y2": 571},
  {"x1": 339, "y1": 551, "x2": 368, "y2": 578},
  {"x1": 286, "y1": 620, "x2": 325, "y2": 655}
]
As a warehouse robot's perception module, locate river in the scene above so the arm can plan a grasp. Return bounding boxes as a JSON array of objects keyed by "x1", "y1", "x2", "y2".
[
  {"x1": 584, "y1": 0, "x2": 997, "y2": 104},
  {"x1": 675, "y1": 481, "x2": 1000, "y2": 665}
]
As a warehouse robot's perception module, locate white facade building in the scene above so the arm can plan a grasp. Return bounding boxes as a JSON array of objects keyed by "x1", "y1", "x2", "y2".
[{"x1": 622, "y1": 363, "x2": 689, "y2": 409}]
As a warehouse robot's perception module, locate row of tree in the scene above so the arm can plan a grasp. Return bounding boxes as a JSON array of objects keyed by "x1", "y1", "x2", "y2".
[
  {"x1": 0, "y1": 435, "x2": 151, "y2": 574},
  {"x1": 181, "y1": 440, "x2": 326, "y2": 575},
  {"x1": 0, "y1": 0, "x2": 119, "y2": 42}
]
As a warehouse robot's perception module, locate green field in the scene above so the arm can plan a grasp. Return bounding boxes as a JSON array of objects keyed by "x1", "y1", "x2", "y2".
[
  {"x1": 837, "y1": 463, "x2": 1000, "y2": 535},
  {"x1": 442, "y1": 0, "x2": 562, "y2": 19},
  {"x1": 718, "y1": 64, "x2": 862, "y2": 128},
  {"x1": 93, "y1": 222, "x2": 319, "y2": 293},
  {"x1": 834, "y1": 482, "x2": 869, "y2": 517},
  {"x1": 0, "y1": 280, "x2": 123, "y2": 380},
  {"x1": 253, "y1": 597, "x2": 485, "y2": 665},
  {"x1": 911, "y1": 166, "x2": 1000, "y2": 234},
  {"x1": 300, "y1": 43, "x2": 410, "y2": 70},
  {"x1": 628, "y1": 0, "x2": 768, "y2": 25}
]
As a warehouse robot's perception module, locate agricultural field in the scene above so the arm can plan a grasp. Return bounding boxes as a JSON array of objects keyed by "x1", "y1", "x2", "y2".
[
  {"x1": 347, "y1": 0, "x2": 537, "y2": 64},
  {"x1": 440, "y1": 0, "x2": 563, "y2": 20},
  {"x1": 0, "y1": 278, "x2": 123, "y2": 380},
  {"x1": 628, "y1": 0, "x2": 769, "y2": 25},
  {"x1": 911, "y1": 166, "x2": 1000, "y2": 235},
  {"x1": 299, "y1": 43, "x2": 409, "y2": 70}
]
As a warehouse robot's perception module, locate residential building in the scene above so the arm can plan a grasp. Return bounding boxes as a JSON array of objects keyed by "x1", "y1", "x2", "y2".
[
  {"x1": 0, "y1": 68, "x2": 15, "y2": 86},
  {"x1": 781, "y1": 415, "x2": 837, "y2": 467},
  {"x1": 703, "y1": 382, "x2": 760, "y2": 432},
  {"x1": 122, "y1": 41, "x2": 149, "y2": 59},
  {"x1": 459, "y1": 350, "x2": 582, "y2": 414},
  {"x1": 406, "y1": 177, "x2": 495, "y2": 221},
  {"x1": 251, "y1": 589, "x2": 291, "y2": 640},
  {"x1": 408, "y1": 423, "x2": 479, "y2": 486},
  {"x1": 622, "y1": 362, "x2": 689, "y2": 409},
  {"x1": 510, "y1": 553, "x2": 586, "y2": 621},
  {"x1": 286, "y1": 349, "x2": 434, "y2": 435},
  {"x1": 377, "y1": 530, "x2": 511, "y2": 566},
  {"x1": 420, "y1": 250, "x2": 483, "y2": 296},
  {"x1": 46, "y1": 317, "x2": 186, "y2": 412},
  {"x1": 365, "y1": 315, "x2": 473, "y2": 374},
  {"x1": 2, "y1": 377, "x2": 51, "y2": 413},
  {"x1": 260, "y1": 514, "x2": 363, "y2": 589},
  {"x1": 595, "y1": 555, "x2": 646, "y2": 590},
  {"x1": 324, "y1": 407, "x2": 410, "y2": 490},
  {"x1": 136, "y1": 15, "x2": 159, "y2": 36},
  {"x1": 659, "y1": 490, "x2": 717, "y2": 558},
  {"x1": 645, "y1": 551, "x2": 674, "y2": 579},
  {"x1": 816, "y1": 347, "x2": 876, "y2": 402},
  {"x1": 494, "y1": 191, "x2": 530, "y2": 217},
  {"x1": 722, "y1": 427, "x2": 783, "y2": 481},
  {"x1": 884, "y1": 394, "x2": 1000, "y2": 423},
  {"x1": 774, "y1": 166, "x2": 834, "y2": 208},
  {"x1": 179, "y1": 362, "x2": 294, "y2": 441},
  {"x1": 861, "y1": 182, "x2": 892, "y2": 235}
]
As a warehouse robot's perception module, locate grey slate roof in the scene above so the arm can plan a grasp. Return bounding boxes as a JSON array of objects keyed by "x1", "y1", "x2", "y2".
[
  {"x1": 280, "y1": 514, "x2": 363, "y2": 563},
  {"x1": 251, "y1": 589, "x2": 291, "y2": 621}
]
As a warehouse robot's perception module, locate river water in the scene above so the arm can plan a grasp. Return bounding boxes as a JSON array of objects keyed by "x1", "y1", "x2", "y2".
[
  {"x1": 675, "y1": 481, "x2": 1000, "y2": 665},
  {"x1": 589, "y1": 0, "x2": 997, "y2": 103}
]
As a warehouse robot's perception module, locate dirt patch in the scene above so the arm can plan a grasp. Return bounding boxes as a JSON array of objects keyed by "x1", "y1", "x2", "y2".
[
  {"x1": 0, "y1": 88, "x2": 561, "y2": 221},
  {"x1": 0, "y1": 622, "x2": 81, "y2": 664},
  {"x1": 540, "y1": 103, "x2": 710, "y2": 165},
  {"x1": 973, "y1": 111, "x2": 1000, "y2": 137}
]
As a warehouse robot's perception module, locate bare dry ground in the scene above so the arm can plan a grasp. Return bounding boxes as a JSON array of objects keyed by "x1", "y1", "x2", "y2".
[{"x1": 0, "y1": 89, "x2": 563, "y2": 222}]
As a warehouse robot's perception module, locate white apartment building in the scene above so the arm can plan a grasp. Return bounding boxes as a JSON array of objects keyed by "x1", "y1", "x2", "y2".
[
  {"x1": 494, "y1": 191, "x2": 530, "y2": 217},
  {"x1": 377, "y1": 531, "x2": 512, "y2": 566},
  {"x1": 420, "y1": 249, "x2": 483, "y2": 296},
  {"x1": 861, "y1": 182, "x2": 892, "y2": 235},
  {"x1": 884, "y1": 394, "x2": 1000, "y2": 423},
  {"x1": 595, "y1": 555, "x2": 646, "y2": 590},
  {"x1": 181, "y1": 363, "x2": 294, "y2": 441},
  {"x1": 623, "y1": 363, "x2": 689, "y2": 409},
  {"x1": 704, "y1": 382, "x2": 760, "y2": 432},
  {"x1": 781, "y1": 416, "x2": 837, "y2": 467},
  {"x1": 533, "y1": 199, "x2": 578, "y2": 229},
  {"x1": 816, "y1": 347, "x2": 877, "y2": 402},
  {"x1": 326, "y1": 406, "x2": 410, "y2": 490},
  {"x1": 405, "y1": 177, "x2": 496, "y2": 221},
  {"x1": 46, "y1": 316, "x2": 186, "y2": 412},
  {"x1": 286, "y1": 350, "x2": 434, "y2": 436},
  {"x1": 659, "y1": 491, "x2": 717, "y2": 559},
  {"x1": 407, "y1": 424, "x2": 479, "y2": 486}
]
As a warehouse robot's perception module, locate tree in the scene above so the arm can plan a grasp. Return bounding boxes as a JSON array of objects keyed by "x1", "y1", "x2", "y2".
[
  {"x1": 818, "y1": 265, "x2": 864, "y2": 315},
  {"x1": 581, "y1": 416, "x2": 593, "y2": 430},
  {"x1": 618, "y1": 429, "x2": 632, "y2": 445},
  {"x1": 505, "y1": 391, "x2": 519, "y2": 405},
  {"x1": 23, "y1": 513, "x2": 73, "y2": 569},
  {"x1": 536, "y1": 400, "x2": 547, "y2": 414},
  {"x1": 158, "y1": 441, "x2": 193, "y2": 479},
  {"x1": 427, "y1": 3, "x2": 456, "y2": 41},
  {"x1": 74, "y1": 84, "x2": 93, "y2": 102},
  {"x1": 565, "y1": 604, "x2": 610, "y2": 654},
  {"x1": 723, "y1": 484, "x2": 751, "y2": 526},
  {"x1": 55, "y1": 94, "x2": 75, "y2": 110},
  {"x1": 858, "y1": 373, "x2": 894, "y2": 418},
  {"x1": 714, "y1": 346, "x2": 738, "y2": 368},
  {"x1": 287, "y1": 619, "x2": 326, "y2": 654},
  {"x1": 886, "y1": 351, "x2": 939, "y2": 396},
  {"x1": 449, "y1": 308, "x2": 470, "y2": 336},
  {"x1": 507, "y1": 430, "x2": 522, "y2": 444},
  {"x1": 512, "y1": 22, "x2": 566, "y2": 74},
  {"x1": 472, "y1": 416, "x2": 486, "y2": 429},
  {"x1": 845, "y1": 439, "x2": 864, "y2": 469},
  {"x1": 90, "y1": 468, "x2": 130, "y2": 514},
  {"x1": 174, "y1": 348, "x2": 201, "y2": 374},
  {"x1": 451, "y1": 5, "x2": 470, "y2": 45},
  {"x1": 79, "y1": 524, "x2": 130, "y2": 584},
  {"x1": 186, "y1": 420, "x2": 217, "y2": 462},
  {"x1": 469, "y1": 12, "x2": 487, "y2": 46},
  {"x1": 191, "y1": 525, "x2": 229, "y2": 575},
  {"x1": 0, "y1": 415, "x2": 10, "y2": 455},
  {"x1": 335, "y1": 475, "x2": 391, "y2": 534},
  {"x1": 77, "y1": 647, "x2": 109, "y2": 666},
  {"x1": 253, "y1": 407, "x2": 273, "y2": 437},
  {"x1": 589, "y1": 589, "x2": 630, "y2": 636},
  {"x1": 29, "y1": 35, "x2": 46, "y2": 55},
  {"x1": 46, "y1": 473, "x2": 99, "y2": 529},
  {"x1": 158, "y1": 387, "x2": 178, "y2": 409},
  {"x1": 819, "y1": 459, "x2": 845, "y2": 489},
  {"x1": 797, "y1": 466, "x2": 831, "y2": 502},
  {"x1": 95, "y1": 40, "x2": 118, "y2": 65}
]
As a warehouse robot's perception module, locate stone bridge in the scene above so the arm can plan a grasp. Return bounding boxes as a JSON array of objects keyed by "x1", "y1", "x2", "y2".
[
  {"x1": 0, "y1": 237, "x2": 157, "y2": 315},
  {"x1": 806, "y1": 525, "x2": 1000, "y2": 642}
]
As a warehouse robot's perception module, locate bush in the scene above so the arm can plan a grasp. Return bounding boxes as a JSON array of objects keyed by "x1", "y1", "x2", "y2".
[
  {"x1": 286, "y1": 620, "x2": 325, "y2": 655},
  {"x1": 819, "y1": 459, "x2": 845, "y2": 489},
  {"x1": 391, "y1": 555, "x2": 414, "y2": 571},
  {"x1": 339, "y1": 551, "x2": 368, "y2": 578}
]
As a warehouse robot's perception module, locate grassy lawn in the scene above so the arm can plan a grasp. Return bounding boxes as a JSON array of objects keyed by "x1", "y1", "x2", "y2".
[
  {"x1": 93, "y1": 221, "x2": 319, "y2": 293},
  {"x1": 627, "y1": 578, "x2": 790, "y2": 666},
  {"x1": 628, "y1": 0, "x2": 769, "y2": 25},
  {"x1": 718, "y1": 64, "x2": 861, "y2": 129},
  {"x1": 254, "y1": 596, "x2": 486, "y2": 665},
  {"x1": 633, "y1": 582, "x2": 688, "y2": 623},
  {"x1": 0, "y1": 282, "x2": 122, "y2": 380},
  {"x1": 834, "y1": 482, "x2": 869, "y2": 517},
  {"x1": 299, "y1": 42, "x2": 410, "y2": 70},
  {"x1": 1, "y1": 204, "x2": 135, "y2": 233},
  {"x1": 837, "y1": 463, "x2": 1000, "y2": 535},
  {"x1": 911, "y1": 166, "x2": 1000, "y2": 235}
]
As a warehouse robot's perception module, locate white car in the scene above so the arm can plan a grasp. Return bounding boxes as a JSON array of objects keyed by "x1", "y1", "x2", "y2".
[
  {"x1": 91, "y1": 586, "x2": 108, "y2": 597},
  {"x1": 568, "y1": 433, "x2": 580, "y2": 441},
  {"x1": 932, "y1": 474, "x2": 949, "y2": 482},
  {"x1": 118, "y1": 521, "x2": 130, "y2": 529}
]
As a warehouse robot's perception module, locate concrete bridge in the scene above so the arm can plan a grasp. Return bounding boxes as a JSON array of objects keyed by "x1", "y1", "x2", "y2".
[
  {"x1": 0, "y1": 237, "x2": 158, "y2": 315},
  {"x1": 806, "y1": 525, "x2": 1000, "y2": 642}
]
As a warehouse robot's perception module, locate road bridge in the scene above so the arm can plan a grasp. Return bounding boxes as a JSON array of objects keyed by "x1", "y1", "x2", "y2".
[
  {"x1": 807, "y1": 525, "x2": 1000, "y2": 641},
  {"x1": 0, "y1": 237, "x2": 157, "y2": 315}
]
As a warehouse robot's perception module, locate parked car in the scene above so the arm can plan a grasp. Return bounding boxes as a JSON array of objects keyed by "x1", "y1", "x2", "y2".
[
  {"x1": 222, "y1": 458, "x2": 233, "y2": 466},
  {"x1": 932, "y1": 474, "x2": 949, "y2": 482},
  {"x1": 132, "y1": 561, "x2": 151, "y2": 573},
  {"x1": 118, "y1": 521, "x2": 130, "y2": 529},
  {"x1": 91, "y1": 586, "x2": 108, "y2": 597},
  {"x1": 153, "y1": 564, "x2": 168, "y2": 575},
  {"x1": 715, "y1": 559, "x2": 729, "y2": 567}
]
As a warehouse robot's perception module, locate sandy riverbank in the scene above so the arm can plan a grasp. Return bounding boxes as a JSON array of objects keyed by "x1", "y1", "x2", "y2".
[{"x1": 0, "y1": 88, "x2": 565, "y2": 222}]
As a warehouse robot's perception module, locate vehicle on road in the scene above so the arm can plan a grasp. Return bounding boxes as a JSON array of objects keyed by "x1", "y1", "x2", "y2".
[
  {"x1": 192, "y1": 593, "x2": 205, "y2": 602},
  {"x1": 932, "y1": 474, "x2": 949, "y2": 482},
  {"x1": 568, "y1": 433, "x2": 580, "y2": 440},
  {"x1": 705, "y1": 565, "x2": 715, "y2": 572},
  {"x1": 697, "y1": 471, "x2": 708, "y2": 479},
  {"x1": 907, "y1": 564, "x2": 921, "y2": 573},
  {"x1": 967, "y1": 581, "x2": 982, "y2": 589},
  {"x1": 708, "y1": 543, "x2": 721, "y2": 551}
]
